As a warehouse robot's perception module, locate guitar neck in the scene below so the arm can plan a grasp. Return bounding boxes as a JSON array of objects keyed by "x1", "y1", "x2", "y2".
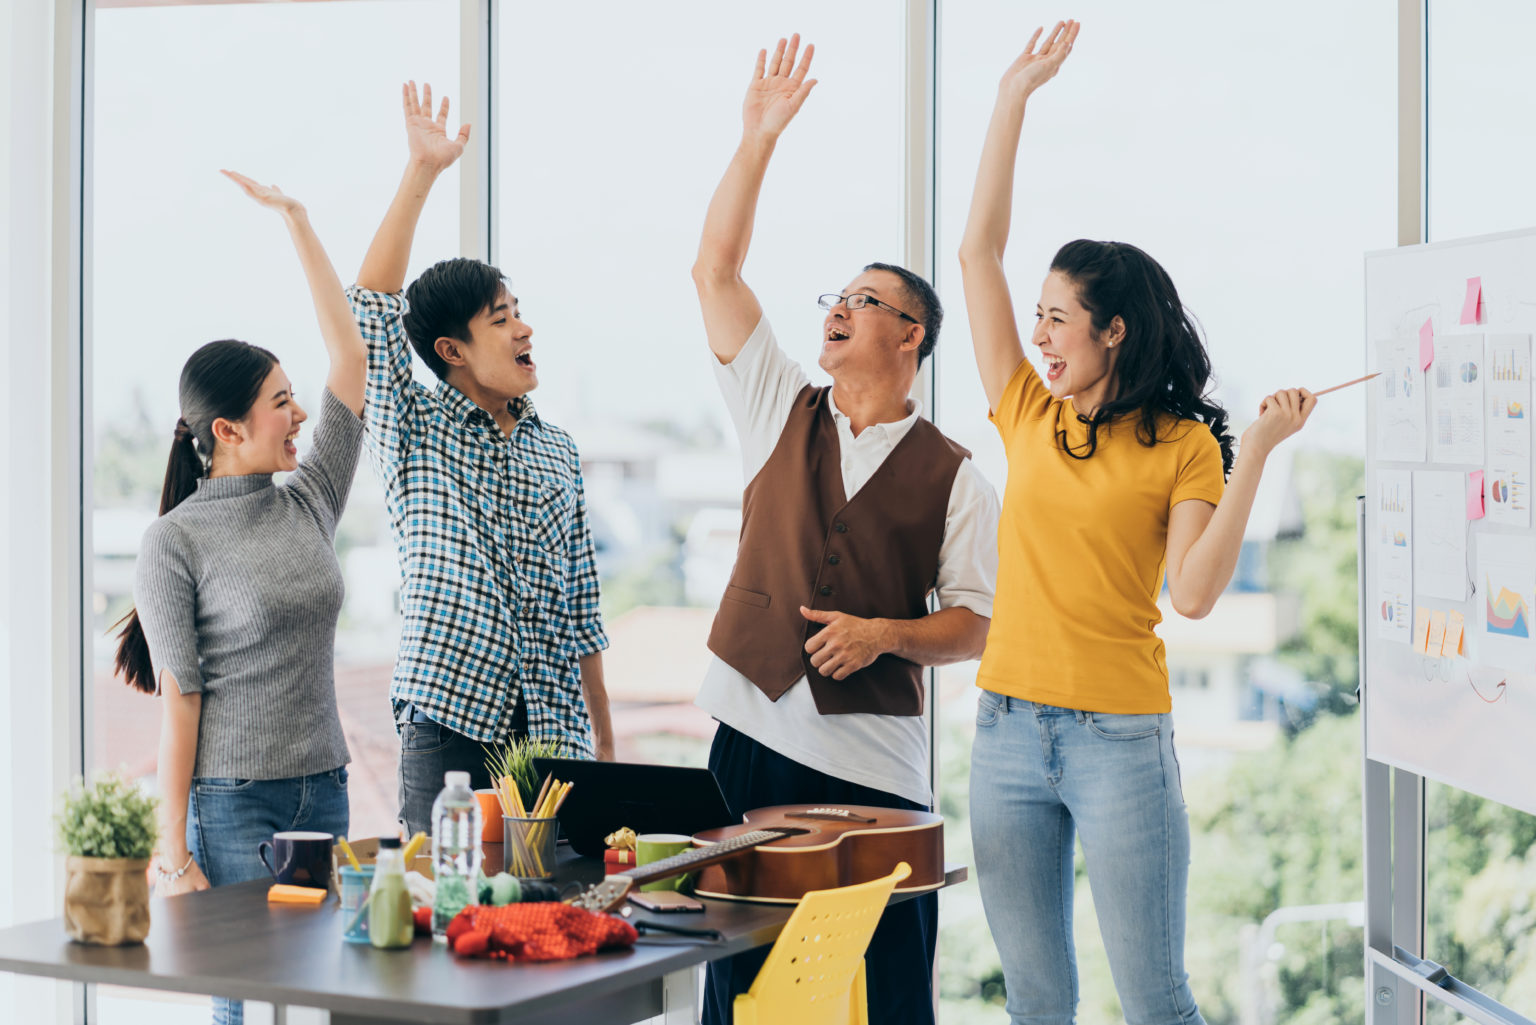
[{"x1": 618, "y1": 829, "x2": 789, "y2": 889}]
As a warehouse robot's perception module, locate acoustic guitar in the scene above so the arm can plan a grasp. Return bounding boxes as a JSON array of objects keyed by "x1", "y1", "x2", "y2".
[{"x1": 565, "y1": 804, "x2": 943, "y2": 913}]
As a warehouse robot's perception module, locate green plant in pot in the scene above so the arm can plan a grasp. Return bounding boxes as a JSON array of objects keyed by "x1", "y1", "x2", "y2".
[{"x1": 56, "y1": 773, "x2": 158, "y2": 945}]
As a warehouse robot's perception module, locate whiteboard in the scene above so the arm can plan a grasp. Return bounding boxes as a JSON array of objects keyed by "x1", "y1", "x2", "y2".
[{"x1": 1365, "y1": 228, "x2": 1536, "y2": 817}]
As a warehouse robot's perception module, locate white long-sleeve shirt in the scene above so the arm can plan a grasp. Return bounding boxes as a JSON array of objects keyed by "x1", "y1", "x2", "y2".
[{"x1": 696, "y1": 317, "x2": 1000, "y2": 805}]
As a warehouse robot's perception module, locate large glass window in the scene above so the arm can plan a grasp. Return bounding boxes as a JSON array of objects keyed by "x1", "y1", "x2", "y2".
[
  {"x1": 91, "y1": 2, "x2": 458, "y2": 1018},
  {"x1": 1427, "y1": 1, "x2": 1536, "y2": 241},
  {"x1": 494, "y1": 3, "x2": 904, "y2": 767},
  {"x1": 933, "y1": 4, "x2": 1395, "y2": 1021}
]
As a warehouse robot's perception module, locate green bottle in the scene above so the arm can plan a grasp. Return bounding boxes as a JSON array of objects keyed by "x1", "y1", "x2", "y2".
[{"x1": 368, "y1": 838, "x2": 414, "y2": 949}]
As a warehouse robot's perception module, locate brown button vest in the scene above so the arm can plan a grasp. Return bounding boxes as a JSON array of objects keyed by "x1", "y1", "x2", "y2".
[{"x1": 707, "y1": 385, "x2": 969, "y2": 716}]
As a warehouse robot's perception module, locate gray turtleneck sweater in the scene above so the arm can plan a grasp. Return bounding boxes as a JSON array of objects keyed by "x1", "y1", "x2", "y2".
[{"x1": 132, "y1": 389, "x2": 363, "y2": 779}]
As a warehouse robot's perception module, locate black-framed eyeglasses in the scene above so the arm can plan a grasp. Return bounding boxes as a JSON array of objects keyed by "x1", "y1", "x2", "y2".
[{"x1": 817, "y1": 292, "x2": 918, "y2": 324}]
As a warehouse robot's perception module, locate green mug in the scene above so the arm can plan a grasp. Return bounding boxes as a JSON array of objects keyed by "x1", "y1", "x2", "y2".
[{"x1": 635, "y1": 833, "x2": 694, "y2": 892}]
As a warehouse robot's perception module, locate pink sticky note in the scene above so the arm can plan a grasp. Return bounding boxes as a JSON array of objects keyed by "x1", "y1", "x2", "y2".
[
  {"x1": 1461, "y1": 276, "x2": 1483, "y2": 325},
  {"x1": 1419, "y1": 317, "x2": 1434, "y2": 370},
  {"x1": 1468, "y1": 470, "x2": 1486, "y2": 520}
]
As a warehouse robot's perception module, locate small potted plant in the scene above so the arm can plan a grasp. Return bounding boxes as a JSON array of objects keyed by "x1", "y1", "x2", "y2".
[{"x1": 56, "y1": 772, "x2": 158, "y2": 945}]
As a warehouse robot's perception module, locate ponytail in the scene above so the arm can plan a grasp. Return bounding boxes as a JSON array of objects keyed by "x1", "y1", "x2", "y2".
[
  {"x1": 113, "y1": 421, "x2": 209, "y2": 694},
  {"x1": 160, "y1": 419, "x2": 205, "y2": 515},
  {"x1": 113, "y1": 339, "x2": 276, "y2": 695}
]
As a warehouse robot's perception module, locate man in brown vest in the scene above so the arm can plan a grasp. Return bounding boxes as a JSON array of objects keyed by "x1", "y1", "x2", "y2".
[{"x1": 690, "y1": 36, "x2": 1000, "y2": 1025}]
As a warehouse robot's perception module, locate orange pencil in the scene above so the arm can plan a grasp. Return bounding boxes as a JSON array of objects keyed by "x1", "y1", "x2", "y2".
[{"x1": 1313, "y1": 371, "x2": 1380, "y2": 397}]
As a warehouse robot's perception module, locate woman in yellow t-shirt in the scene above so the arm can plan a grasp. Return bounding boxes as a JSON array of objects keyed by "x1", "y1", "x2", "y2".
[{"x1": 958, "y1": 21, "x2": 1315, "y2": 1025}]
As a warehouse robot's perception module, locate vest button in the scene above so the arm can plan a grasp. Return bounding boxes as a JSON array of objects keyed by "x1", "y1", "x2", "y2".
[
  {"x1": 819, "y1": 585, "x2": 833, "y2": 596},
  {"x1": 834, "y1": 522, "x2": 848, "y2": 533},
  {"x1": 828, "y1": 555, "x2": 841, "y2": 565}
]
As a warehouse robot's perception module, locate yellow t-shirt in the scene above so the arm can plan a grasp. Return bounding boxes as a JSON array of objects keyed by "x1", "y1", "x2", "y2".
[{"x1": 978, "y1": 359, "x2": 1226, "y2": 713}]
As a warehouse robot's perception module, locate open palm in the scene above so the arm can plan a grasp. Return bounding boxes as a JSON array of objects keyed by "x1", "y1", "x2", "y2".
[
  {"x1": 403, "y1": 81, "x2": 471, "y2": 173},
  {"x1": 221, "y1": 169, "x2": 304, "y2": 216},
  {"x1": 1000, "y1": 20, "x2": 1080, "y2": 100},
  {"x1": 743, "y1": 34, "x2": 817, "y2": 139}
]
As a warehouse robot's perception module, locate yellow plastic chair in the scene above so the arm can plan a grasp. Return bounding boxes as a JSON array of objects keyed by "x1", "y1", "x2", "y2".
[{"x1": 733, "y1": 861, "x2": 913, "y2": 1025}]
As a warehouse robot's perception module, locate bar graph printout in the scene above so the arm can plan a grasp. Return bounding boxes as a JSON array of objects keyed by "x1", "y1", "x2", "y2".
[
  {"x1": 1413, "y1": 470, "x2": 1469, "y2": 601},
  {"x1": 1376, "y1": 468, "x2": 1414, "y2": 644},
  {"x1": 1430, "y1": 333, "x2": 1485, "y2": 464},
  {"x1": 1477, "y1": 536, "x2": 1536, "y2": 670},
  {"x1": 1485, "y1": 334, "x2": 1532, "y2": 528},
  {"x1": 1376, "y1": 336, "x2": 1427, "y2": 462}
]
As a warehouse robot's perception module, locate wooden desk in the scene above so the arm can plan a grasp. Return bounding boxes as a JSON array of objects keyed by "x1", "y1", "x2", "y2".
[{"x1": 0, "y1": 845, "x2": 966, "y2": 1025}]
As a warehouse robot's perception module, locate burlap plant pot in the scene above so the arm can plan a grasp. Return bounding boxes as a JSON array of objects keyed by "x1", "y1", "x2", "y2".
[{"x1": 64, "y1": 856, "x2": 151, "y2": 945}]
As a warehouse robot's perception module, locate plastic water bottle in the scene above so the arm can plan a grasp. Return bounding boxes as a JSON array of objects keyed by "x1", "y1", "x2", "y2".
[{"x1": 431, "y1": 770, "x2": 482, "y2": 938}]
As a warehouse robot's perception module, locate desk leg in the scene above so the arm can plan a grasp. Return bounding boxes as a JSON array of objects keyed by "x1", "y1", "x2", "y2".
[
  {"x1": 635, "y1": 965, "x2": 699, "y2": 1025},
  {"x1": 274, "y1": 1004, "x2": 329, "y2": 1025}
]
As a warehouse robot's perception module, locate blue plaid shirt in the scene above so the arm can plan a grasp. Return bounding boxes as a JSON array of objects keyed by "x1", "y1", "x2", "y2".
[{"x1": 349, "y1": 286, "x2": 607, "y2": 755}]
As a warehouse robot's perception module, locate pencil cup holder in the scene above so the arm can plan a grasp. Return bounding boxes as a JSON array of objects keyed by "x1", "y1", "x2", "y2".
[
  {"x1": 338, "y1": 865, "x2": 375, "y2": 944},
  {"x1": 502, "y1": 816, "x2": 559, "y2": 882}
]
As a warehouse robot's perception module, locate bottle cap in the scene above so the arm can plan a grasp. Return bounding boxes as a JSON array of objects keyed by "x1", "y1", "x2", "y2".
[
  {"x1": 378, "y1": 837, "x2": 401, "y2": 849},
  {"x1": 445, "y1": 771, "x2": 471, "y2": 789}
]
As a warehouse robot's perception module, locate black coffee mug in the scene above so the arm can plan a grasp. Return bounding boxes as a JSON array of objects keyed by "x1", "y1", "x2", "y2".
[{"x1": 257, "y1": 831, "x2": 334, "y2": 889}]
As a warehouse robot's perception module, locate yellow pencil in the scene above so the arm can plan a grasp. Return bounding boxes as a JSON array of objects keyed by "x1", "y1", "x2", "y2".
[
  {"x1": 501, "y1": 774, "x2": 526, "y2": 819},
  {"x1": 402, "y1": 830, "x2": 427, "y2": 864},
  {"x1": 336, "y1": 836, "x2": 362, "y2": 872},
  {"x1": 534, "y1": 779, "x2": 559, "y2": 820},
  {"x1": 531, "y1": 774, "x2": 555, "y2": 820}
]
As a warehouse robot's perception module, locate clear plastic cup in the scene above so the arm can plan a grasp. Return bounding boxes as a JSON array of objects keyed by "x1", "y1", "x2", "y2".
[{"x1": 338, "y1": 864, "x2": 376, "y2": 944}]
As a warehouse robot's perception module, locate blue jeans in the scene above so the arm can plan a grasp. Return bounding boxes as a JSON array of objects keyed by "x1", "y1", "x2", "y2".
[
  {"x1": 186, "y1": 767, "x2": 349, "y2": 1025},
  {"x1": 970, "y1": 693, "x2": 1204, "y2": 1025}
]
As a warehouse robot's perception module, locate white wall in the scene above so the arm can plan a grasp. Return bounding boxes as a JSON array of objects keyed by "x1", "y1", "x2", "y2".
[{"x1": 4, "y1": 0, "x2": 78, "y2": 1018}]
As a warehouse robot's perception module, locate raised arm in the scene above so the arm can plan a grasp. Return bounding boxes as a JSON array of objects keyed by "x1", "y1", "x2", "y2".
[
  {"x1": 692, "y1": 35, "x2": 817, "y2": 364},
  {"x1": 222, "y1": 171, "x2": 367, "y2": 416},
  {"x1": 357, "y1": 81, "x2": 470, "y2": 294},
  {"x1": 958, "y1": 21, "x2": 1079, "y2": 413},
  {"x1": 1165, "y1": 389, "x2": 1316, "y2": 618}
]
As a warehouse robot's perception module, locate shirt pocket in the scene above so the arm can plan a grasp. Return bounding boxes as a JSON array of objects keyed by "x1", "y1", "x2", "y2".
[{"x1": 533, "y1": 476, "x2": 577, "y2": 555}]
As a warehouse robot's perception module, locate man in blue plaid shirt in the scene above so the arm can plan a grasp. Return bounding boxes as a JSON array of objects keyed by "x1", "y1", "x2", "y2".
[{"x1": 350, "y1": 82, "x2": 614, "y2": 835}]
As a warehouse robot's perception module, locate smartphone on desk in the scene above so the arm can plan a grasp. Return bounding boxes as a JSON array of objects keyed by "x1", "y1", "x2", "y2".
[{"x1": 627, "y1": 891, "x2": 705, "y2": 914}]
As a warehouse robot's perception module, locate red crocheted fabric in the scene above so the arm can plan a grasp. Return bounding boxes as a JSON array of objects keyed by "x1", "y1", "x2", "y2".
[{"x1": 445, "y1": 903, "x2": 638, "y2": 961}]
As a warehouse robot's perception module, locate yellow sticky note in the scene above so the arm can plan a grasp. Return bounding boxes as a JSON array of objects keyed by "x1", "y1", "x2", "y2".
[
  {"x1": 1413, "y1": 607, "x2": 1432, "y2": 653},
  {"x1": 1443, "y1": 610, "x2": 1466, "y2": 656},
  {"x1": 1427, "y1": 610, "x2": 1447, "y2": 655}
]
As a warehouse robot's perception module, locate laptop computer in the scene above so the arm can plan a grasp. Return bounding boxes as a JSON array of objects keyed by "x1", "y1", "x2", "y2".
[{"x1": 531, "y1": 758, "x2": 737, "y2": 859}]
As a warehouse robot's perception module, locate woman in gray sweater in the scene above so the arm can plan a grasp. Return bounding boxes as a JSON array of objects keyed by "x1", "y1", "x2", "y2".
[{"x1": 114, "y1": 170, "x2": 367, "y2": 1025}]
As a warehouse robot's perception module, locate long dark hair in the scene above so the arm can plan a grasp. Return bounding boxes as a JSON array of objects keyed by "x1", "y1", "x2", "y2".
[
  {"x1": 113, "y1": 340, "x2": 278, "y2": 694},
  {"x1": 1049, "y1": 239, "x2": 1234, "y2": 477}
]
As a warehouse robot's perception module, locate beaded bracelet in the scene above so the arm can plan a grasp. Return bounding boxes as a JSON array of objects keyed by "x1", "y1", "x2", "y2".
[{"x1": 156, "y1": 853, "x2": 195, "y2": 882}]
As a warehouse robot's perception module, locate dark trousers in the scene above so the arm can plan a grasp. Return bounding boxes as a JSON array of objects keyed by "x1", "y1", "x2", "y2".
[
  {"x1": 397, "y1": 701, "x2": 526, "y2": 837},
  {"x1": 702, "y1": 722, "x2": 938, "y2": 1025}
]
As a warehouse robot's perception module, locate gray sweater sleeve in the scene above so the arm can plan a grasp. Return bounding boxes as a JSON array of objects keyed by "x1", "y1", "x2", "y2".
[
  {"x1": 132, "y1": 517, "x2": 203, "y2": 695},
  {"x1": 285, "y1": 388, "x2": 365, "y2": 538}
]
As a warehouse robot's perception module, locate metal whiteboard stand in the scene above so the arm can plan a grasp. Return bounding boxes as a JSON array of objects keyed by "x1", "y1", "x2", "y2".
[{"x1": 1360, "y1": 499, "x2": 1533, "y2": 1025}]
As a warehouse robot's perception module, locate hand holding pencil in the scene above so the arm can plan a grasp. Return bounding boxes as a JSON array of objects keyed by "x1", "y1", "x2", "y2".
[{"x1": 1246, "y1": 371, "x2": 1377, "y2": 457}]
